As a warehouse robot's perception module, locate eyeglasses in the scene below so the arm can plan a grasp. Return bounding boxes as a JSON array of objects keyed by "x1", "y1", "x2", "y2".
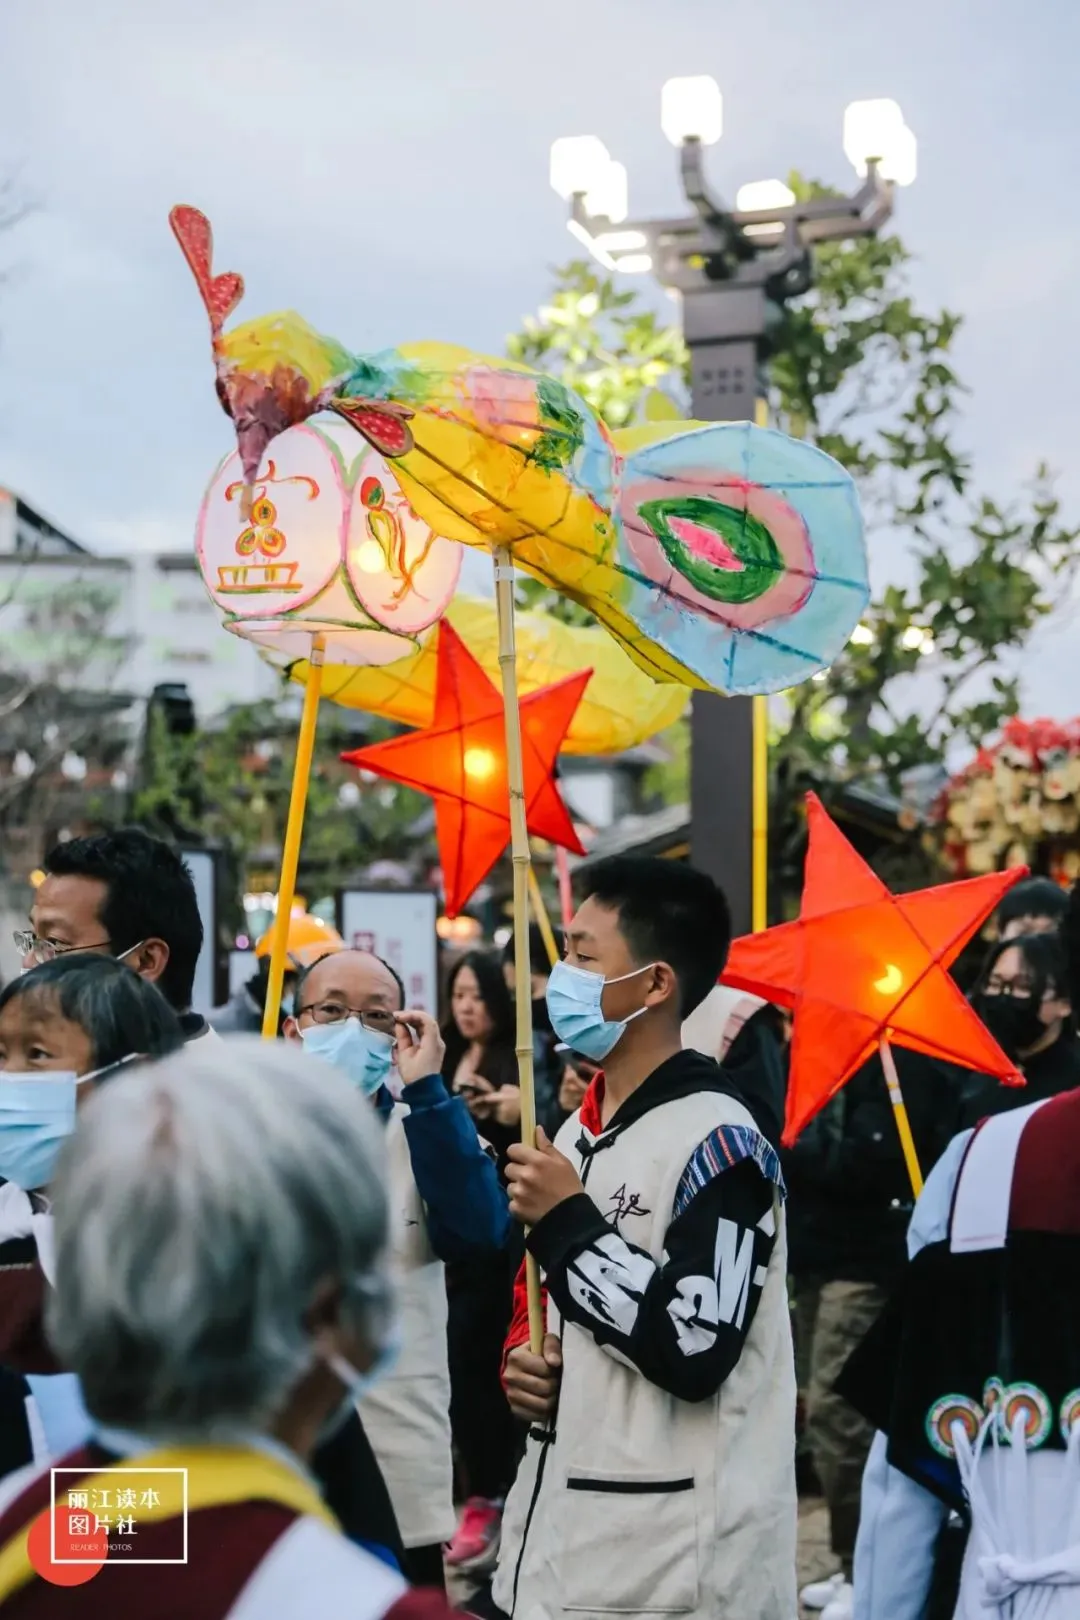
[
  {"x1": 297, "y1": 1001, "x2": 398, "y2": 1035},
  {"x1": 984, "y1": 977, "x2": 1044, "y2": 1001},
  {"x1": 13, "y1": 930, "x2": 112, "y2": 966},
  {"x1": 13, "y1": 933, "x2": 144, "y2": 968}
]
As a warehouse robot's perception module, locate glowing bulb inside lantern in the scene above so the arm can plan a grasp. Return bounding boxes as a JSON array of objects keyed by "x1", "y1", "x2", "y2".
[
  {"x1": 354, "y1": 539, "x2": 386, "y2": 574},
  {"x1": 874, "y1": 964, "x2": 903, "y2": 996},
  {"x1": 464, "y1": 747, "x2": 498, "y2": 782}
]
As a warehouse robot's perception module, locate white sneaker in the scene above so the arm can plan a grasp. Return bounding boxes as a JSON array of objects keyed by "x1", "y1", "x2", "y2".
[
  {"x1": 799, "y1": 1572, "x2": 844, "y2": 1610},
  {"x1": 820, "y1": 1583, "x2": 854, "y2": 1620}
]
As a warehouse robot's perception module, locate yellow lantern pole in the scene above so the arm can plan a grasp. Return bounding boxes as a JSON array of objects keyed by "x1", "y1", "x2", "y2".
[
  {"x1": 879, "y1": 1034, "x2": 924, "y2": 1197},
  {"x1": 261, "y1": 634, "x2": 326, "y2": 1039},
  {"x1": 751, "y1": 697, "x2": 768, "y2": 933},
  {"x1": 751, "y1": 398, "x2": 771, "y2": 933},
  {"x1": 493, "y1": 546, "x2": 544, "y2": 1352}
]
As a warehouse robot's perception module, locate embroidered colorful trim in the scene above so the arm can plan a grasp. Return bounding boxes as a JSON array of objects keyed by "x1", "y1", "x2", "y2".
[
  {"x1": 998, "y1": 1382, "x2": 1052, "y2": 1449},
  {"x1": 1059, "y1": 1389, "x2": 1080, "y2": 1442},
  {"x1": 926, "y1": 1394, "x2": 983, "y2": 1459},
  {"x1": 672, "y1": 1124, "x2": 785, "y2": 1219}
]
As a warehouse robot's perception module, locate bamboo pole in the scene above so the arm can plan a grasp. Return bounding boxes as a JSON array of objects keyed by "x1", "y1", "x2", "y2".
[
  {"x1": 261, "y1": 634, "x2": 326, "y2": 1039},
  {"x1": 492, "y1": 546, "x2": 544, "y2": 1353},
  {"x1": 879, "y1": 1034, "x2": 924, "y2": 1198},
  {"x1": 528, "y1": 865, "x2": 560, "y2": 970}
]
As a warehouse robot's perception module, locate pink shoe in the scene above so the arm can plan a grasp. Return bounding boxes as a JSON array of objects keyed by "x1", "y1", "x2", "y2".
[{"x1": 444, "y1": 1496, "x2": 502, "y2": 1571}]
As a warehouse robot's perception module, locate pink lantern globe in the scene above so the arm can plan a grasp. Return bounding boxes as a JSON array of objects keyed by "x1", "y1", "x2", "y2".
[{"x1": 196, "y1": 419, "x2": 462, "y2": 665}]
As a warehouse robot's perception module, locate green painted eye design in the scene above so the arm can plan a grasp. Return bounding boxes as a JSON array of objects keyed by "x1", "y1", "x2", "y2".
[{"x1": 635, "y1": 494, "x2": 783, "y2": 605}]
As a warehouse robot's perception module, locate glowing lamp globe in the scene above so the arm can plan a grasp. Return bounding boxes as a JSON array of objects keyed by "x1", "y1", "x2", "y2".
[{"x1": 196, "y1": 419, "x2": 462, "y2": 664}]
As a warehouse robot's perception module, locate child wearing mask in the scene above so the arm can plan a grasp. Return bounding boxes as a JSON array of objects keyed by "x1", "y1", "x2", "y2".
[{"x1": 496, "y1": 856, "x2": 796, "y2": 1620}]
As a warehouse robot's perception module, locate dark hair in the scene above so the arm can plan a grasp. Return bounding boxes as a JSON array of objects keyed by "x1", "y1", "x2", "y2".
[
  {"x1": 293, "y1": 950, "x2": 405, "y2": 1013},
  {"x1": 578, "y1": 855, "x2": 731, "y2": 1017},
  {"x1": 978, "y1": 931, "x2": 1072, "y2": 1010},
  {"x1": 0, "y1": 956, "x2": 184, "y2": 1072},
  {"x1": 44, "y1": 829, "x2": 203, "y2": 1013},
  {"x1": 441, "y1": 950, "x2": 516, "y2": 1079},
  {"x1": 997, "y1": 877, "x2": 1069, "y2": 931},
  {"x1": 501, "y1": 922, "x2": 563, "y2": 981}
]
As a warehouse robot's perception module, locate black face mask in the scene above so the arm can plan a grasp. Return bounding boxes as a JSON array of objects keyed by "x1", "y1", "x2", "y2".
[{"x1": 974, "y1": 993, "x2": 1048, "y2": 1059}]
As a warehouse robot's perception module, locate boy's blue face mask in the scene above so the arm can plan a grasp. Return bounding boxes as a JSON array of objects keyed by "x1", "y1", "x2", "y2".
[
  {"x1": 300, "y1": 1018, "x2": 395, "y2": 1097},
  {"x1": 545, "y1": 960, "x2": 655, "y2": 1062}
]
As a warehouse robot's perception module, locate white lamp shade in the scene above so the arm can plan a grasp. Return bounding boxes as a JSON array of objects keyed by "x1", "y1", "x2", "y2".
[
  {"x1": 550, "y1": 135, "x2": 612, "y2": 199},
  {"x1": 879, "y1": 122, "x2": 917, "y2": 186},
  {"x1": 583, "y1": 159, "x2": 628, "y2": 223},
  {"x1": 196, "y1": 420, "x2": 462, "y2": 665},
  {"x1": 843, "y1": 98, "x2": 909, "y2": 176},
  {"x1": 661, "y1": 76, "x2": 723, "y2": 146},
  {"x1": 735, "y1": 178, "x2": 796, "y2": 213}
]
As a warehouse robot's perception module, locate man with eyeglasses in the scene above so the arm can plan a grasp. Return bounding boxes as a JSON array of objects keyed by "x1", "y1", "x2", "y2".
[
  {"x1": 284, "y1": 949, "x2": 511, "y2": 1590},
  {"x1": 18, "y1": 829, "x2": 209, "y2": 1041}
]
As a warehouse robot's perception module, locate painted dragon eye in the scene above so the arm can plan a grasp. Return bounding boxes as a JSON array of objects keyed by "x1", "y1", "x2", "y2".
[
  {"x1": 360, "y1": 477, "x2": 385, "y2": 510},
  {"x1": 635, "y1": 495, "x2": 783, "y2": 606}
]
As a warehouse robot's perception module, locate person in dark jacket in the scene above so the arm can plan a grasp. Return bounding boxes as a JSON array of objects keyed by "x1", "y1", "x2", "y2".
[
  {"x1": 959, "y1": 930, "x2": 1079, "y2": 1127},
  {"x1": 787, "y1": 1046, "x2": 971, "y2": 1618}
]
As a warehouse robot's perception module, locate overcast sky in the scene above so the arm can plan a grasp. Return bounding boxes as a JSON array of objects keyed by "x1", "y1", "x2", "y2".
[{"x1": 1, "y1": 0, "x2": 1078, "y2": 715}]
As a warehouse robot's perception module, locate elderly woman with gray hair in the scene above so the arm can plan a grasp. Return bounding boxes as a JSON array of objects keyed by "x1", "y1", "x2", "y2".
[{"x1": 0, "y1": 1039, "x2": 461, "y2": 1619}]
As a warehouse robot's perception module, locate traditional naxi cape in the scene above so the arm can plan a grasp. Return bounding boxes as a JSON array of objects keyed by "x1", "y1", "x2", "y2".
[{"x1": 841, "y1": 1089, "x2": 1080, "y2": 1617}]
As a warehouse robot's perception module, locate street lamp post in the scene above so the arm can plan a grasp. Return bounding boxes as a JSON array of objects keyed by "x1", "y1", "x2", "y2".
[{"x1": 551, "y1": 90, "x2": 916, "y2": 935}]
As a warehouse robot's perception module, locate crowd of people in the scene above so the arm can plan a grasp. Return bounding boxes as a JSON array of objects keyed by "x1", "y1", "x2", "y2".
[{"x1": 0, "y1": 828, "x2": 1076, "y2": 1616}]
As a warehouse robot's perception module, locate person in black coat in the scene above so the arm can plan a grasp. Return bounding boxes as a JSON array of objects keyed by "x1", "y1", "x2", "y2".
[
  {"x1": 959, "y1": 929, "x2": 1079, "y2": 1127},
  {"x1": 785, "y1": 1045, "x2": 970, "y2": 1608}
]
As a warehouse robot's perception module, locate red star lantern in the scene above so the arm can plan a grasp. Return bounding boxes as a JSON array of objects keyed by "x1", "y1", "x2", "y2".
[
  {"x1": 723, "y1": 794, "x2": 1028, "y2": 1146},
  {"x1": 342, "y1": 622, "x2": 589, "y2": 916}
]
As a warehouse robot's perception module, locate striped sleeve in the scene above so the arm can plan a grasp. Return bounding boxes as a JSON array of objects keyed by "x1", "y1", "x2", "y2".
[{"x1": 673, "y1": 1124, "x2": 785, "y2": 1220}]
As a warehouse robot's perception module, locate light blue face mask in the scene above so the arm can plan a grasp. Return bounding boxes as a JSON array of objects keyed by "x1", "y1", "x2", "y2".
[
  {"x1": 0, "y1": 1073, "x2": 79, "y2": 1191},
  {"x1": 545, "y1": 959, "x2": 655, "y2": 1062},
  {"x1": 300, "y1": 1018, "x2": 394, "y2": 1097}
]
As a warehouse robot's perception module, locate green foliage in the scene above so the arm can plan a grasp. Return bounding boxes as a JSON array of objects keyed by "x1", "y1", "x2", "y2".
[
  {"x1": 766, "y1": 174, "x2": 1080, "y2": 886},
  {"x1": 508, "y1": 189, "x2": 1080, "y2": 898},
  {"x1": 507, "y1": 260, "x2": 688, "y2": 428}
]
